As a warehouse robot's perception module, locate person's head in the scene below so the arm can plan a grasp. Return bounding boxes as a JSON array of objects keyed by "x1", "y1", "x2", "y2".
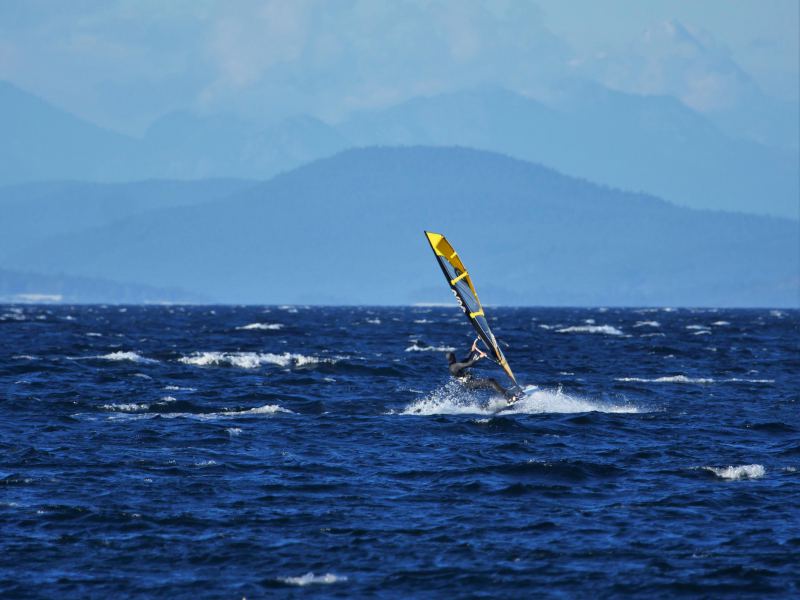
[{"x1": 447, "y1": 352, "x2": 456, "y2": 364}]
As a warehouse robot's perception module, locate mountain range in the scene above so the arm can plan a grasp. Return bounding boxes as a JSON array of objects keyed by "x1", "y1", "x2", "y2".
[
  {"x1": 2, "y1": 147, "x2": 796, "y2": 307},
  {"x1": 2, "y1": 80, "x2": 797, "y2": 219}
]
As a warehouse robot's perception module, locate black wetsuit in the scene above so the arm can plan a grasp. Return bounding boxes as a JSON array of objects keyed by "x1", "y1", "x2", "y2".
[{"x1": 449, "y1": 350, "x2": 509, "y2": 397}]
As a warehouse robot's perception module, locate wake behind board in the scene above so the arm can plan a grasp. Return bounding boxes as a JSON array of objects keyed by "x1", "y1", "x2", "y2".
[{"x1": 494, "y1": 387, "x2": 526, "y2": 413}]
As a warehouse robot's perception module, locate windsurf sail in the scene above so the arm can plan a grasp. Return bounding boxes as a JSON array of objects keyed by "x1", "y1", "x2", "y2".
[{"x1": 424, "y1": 231, "x2": 518, "y2": 387}]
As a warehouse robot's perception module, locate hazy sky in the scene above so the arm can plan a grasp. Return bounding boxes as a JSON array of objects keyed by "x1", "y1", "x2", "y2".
[{"x1": 0, "y1": 0, "x2": 796, "y2": 134}]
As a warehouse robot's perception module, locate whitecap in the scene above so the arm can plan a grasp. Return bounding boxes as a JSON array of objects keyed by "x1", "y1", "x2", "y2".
[
  {"x1": 616, "y1": 376, "x2": 774, "y2": 385},
  {"x1": 711, "y1": 321, "x2": 730, "y2": 326},
  {"x1": 704, "y1": 464, "x2": 765, "y2": 480},
  {"x1": 102, "y1": 402, "x2": 150, "y2": 412},
  {"x1": 179, "y1": 351, "x2": 335, "y2": 369},
  {"x1": 399, "y1": 383, "x2": 639, "y2": 416},
  {"x1": 232, "y1": 404, "x2": 292, "y2": 416},
  {"x1": 616, "y1": 375, "x2": 715, "y2": 384},
  {"x1": 556, "y1": 325, "x2": 623, "y2": 336},
  {"x1": 88, "y1": 351, "x2": 158, "y2": 364},
  {"x1": 413, "y1": 319, "x2": 433, "y2": 324},
  {"x1": 365, "y1": 318, "x2": 381, "y2": 325},
  {"x1": 280, "y1": 572, "x2": 347, "y2": 586},
  {"x1": 236, "y1": 322, "x2": 284, "y2": 331},
  {"x1": 163, "y1": 385, "x2": 197, "y2": 391},
  {"x1": 686, "y1": 325, "x2": 710, "y2": 331},
  {"x1": 634, "y1": 321, "x2": 660, "y2": 328},
  {"x1": 404, "y1": 343, "x2": 456, "y2": 352},
  {"x1": 1, "y1": 310, "x2": 26, "y2": 321},
  {"x1": 105, "y1": 403, "x2": 293, "y2": 421}
]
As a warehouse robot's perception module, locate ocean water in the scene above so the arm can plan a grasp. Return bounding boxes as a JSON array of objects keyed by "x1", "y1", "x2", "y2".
[{"x1": 1, "y1": 305, "x2": 798, "y2": 598}]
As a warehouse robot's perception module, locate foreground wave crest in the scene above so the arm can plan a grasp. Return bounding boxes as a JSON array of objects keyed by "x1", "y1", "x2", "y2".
[{"x1": 401, "y1": 383, "x2": 640, "y2": 415}]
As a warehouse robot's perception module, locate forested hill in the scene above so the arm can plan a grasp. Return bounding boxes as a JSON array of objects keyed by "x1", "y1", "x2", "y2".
[{"x1": 4, "y1": 147, "x2": 796, "y2": 307}]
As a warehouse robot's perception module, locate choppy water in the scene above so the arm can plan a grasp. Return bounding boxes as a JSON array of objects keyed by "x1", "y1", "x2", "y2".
[{"x1": 1, "y1": 305, "x2": 798, "y2": 598}]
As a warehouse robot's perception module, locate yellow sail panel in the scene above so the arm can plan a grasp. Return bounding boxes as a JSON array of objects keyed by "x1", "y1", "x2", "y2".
[{"x1": 424, "y1": 231, "x2": 481, "y2": 305}]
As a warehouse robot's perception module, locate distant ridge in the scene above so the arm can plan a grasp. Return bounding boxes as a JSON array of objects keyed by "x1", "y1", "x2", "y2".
[
  {"x1": 0, "y1": 268, "x2": 206, "y2": 304},
  {"x1": 1, "y1": 81, "x2": 796, "y2": 218},
  {"x1": 4, "y1": 146, "x2": 796, "y2": 307},
  {"x1": 0, "y1": 178, "x2": 254, "y2": 257},
  {"x1": 339, "y1": 86, "x2": 799, "y2": 218}
]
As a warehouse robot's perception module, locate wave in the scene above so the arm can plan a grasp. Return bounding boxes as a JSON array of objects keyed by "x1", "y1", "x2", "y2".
[
  {"x1": 179, "y1": 351, "x2": 335, "y2": 369},
  {"x1": 230, "y1": 404, "x2": 292, "y2": 416},
  {"x1": 616, "y1": 376, "x2": 774, "y2": 385},
  {"x1": 101, "y1": 395, "x2": 177, "y2": 413},
  {"x1": 236, "y1": 322, "x2": 284, "y2": 331},
  {"x1": 104, "y1": 403, "x2": 293, "y2": 420},
  {"x1": 74, "y1": 351, "x2": 159, "y2": 364},
  {"x1": 556, "y1": 325, "x2": 623, "y2": 336},
  {"x1": 0, "y1": 310, "x2": 26, "y2": 321},
  {"x1": 279, "y1": 572, "x2": 348, "y2": 586},
  {"x1": 101, "y1": 402, "x2": 150, "y2": 412},
  {"x1": 704, "y1": 464, "x2": 765, "y2": 480},
  {"x1": 400, "y1": 383, "x2": 640, "y2": 416},
  {"x1": 405, "y1": 342, "x2": 455, "y2": 352}
]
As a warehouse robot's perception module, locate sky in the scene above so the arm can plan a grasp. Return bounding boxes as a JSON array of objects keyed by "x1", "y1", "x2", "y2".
[{"x1": 0, "y1": 0, "x2": 796, "y2": 135}]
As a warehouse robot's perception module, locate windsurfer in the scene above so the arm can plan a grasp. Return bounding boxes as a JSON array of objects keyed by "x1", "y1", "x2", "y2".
[{"x1": 448, "y1": 339, "x2": 514, "y2": 399}]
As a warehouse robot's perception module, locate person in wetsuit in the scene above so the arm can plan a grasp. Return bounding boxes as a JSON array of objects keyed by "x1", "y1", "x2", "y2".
[{"x1": 447, "y1": 339, "x2": 512, "y2": 398}]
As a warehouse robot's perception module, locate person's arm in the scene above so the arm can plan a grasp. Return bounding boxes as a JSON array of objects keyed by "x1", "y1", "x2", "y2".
[
  {"x1": 449, "y1": 347, "x2": 484, "y2": 376},
  {"x1": 471, "y1": 338, "x2": 488, "y2": 359}
]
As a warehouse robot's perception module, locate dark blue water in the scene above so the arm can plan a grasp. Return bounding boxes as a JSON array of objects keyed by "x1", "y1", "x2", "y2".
[{"x1": 1, "y1": 305, "x2": 798, "y2": 598}]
